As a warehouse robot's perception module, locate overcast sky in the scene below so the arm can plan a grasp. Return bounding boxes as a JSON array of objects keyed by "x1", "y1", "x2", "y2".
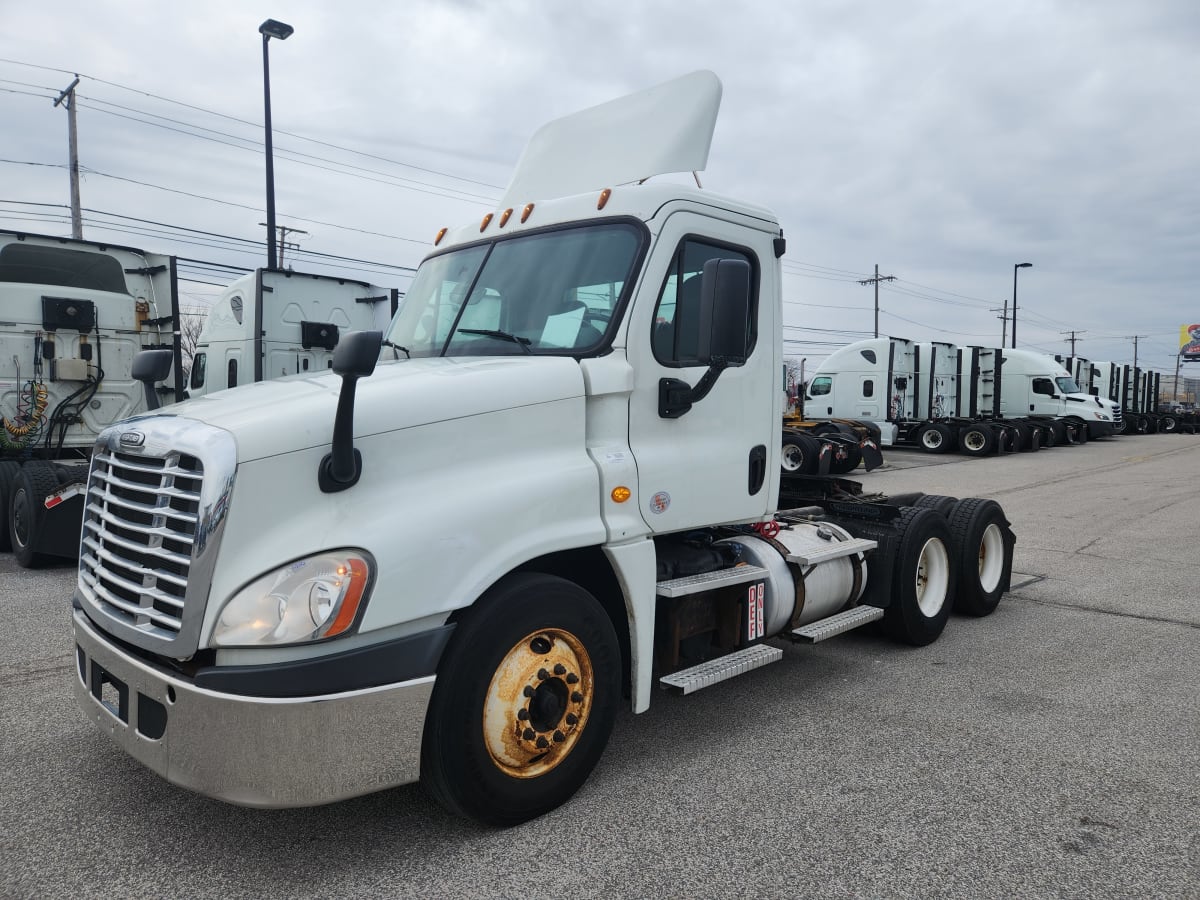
[{"x1": 3, "y1": 0, "x2": 1197, "y2": 375}]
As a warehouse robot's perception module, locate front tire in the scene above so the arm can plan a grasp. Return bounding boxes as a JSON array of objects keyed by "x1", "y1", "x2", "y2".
[{"x1": 421, "y1": 573, "x2": 621, "y2": 826}]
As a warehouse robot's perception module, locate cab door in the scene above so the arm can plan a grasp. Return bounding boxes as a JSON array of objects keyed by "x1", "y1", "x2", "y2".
[{"x1": 626, "y1": 212, "x2": 779, "y2": 533}]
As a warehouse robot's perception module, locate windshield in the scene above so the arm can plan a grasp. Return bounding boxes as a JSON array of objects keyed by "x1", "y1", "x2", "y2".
[
  {"x1": 384, "y1": 222, "x2": 643, "y2": 358},
  {"x1": 1056, "y1": 376, "x2": 1081, "y2": 394}
]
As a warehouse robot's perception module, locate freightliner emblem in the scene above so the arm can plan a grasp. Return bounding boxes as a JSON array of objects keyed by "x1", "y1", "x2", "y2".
[{"x1": 119, "y1": 431, "x2": 146, "y2": 447}]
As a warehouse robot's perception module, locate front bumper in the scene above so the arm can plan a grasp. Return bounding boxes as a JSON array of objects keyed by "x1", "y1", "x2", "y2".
[
  {"x1": 1087, "y1": 420, "x2": 1116, "y2": 438},
  {"x1": 72, "y1": 609, "x2": 435, "y2": 807}
]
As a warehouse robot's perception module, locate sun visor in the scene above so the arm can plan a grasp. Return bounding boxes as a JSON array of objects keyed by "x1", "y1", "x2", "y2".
[{"x1": 500, "y1": 70, "x2": 723, "y2": 207}]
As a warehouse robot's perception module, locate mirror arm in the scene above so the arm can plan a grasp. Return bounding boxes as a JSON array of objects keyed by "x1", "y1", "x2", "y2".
[{"x1": 658, "y1": 360, "x2": 730, "y2": 419}]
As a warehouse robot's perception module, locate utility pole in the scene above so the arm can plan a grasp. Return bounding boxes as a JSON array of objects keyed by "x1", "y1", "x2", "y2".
[
  {"x1": 994, "y1": 307, "x2": 1009, "y2": 346},
  {"x1": 1061, "y1": 330, "x2": 1086, "y2": 355},
  {"x1": 52, "y1": 76, "x2": 83, "y2": 238},
  {"x1": 1127, "y1": 335, "x2": 1147, "y2": 370},
  {"x1": 858, "y1": 264, "x2": 895, "y2": 338},
  {"x1": 260, "y1": 223, "x2": 308, "y2": 268}
]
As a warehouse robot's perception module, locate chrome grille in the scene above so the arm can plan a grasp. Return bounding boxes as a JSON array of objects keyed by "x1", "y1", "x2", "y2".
[{"x1": 78, "y1": 450, "x2": 203, "y2": 638}]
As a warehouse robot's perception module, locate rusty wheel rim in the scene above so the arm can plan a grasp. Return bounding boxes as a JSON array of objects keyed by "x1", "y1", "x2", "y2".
[{"x1": 482, "y1": 628, "x2": 594, "y2": 778}]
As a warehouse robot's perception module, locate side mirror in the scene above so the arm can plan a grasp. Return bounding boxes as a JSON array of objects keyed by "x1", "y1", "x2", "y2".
[
  {"x1": 696, "y1": 258, "x2": 750, "y2": 367},
  {"x1": 319, "y1": 331, "x2": 383, "y2": 493},
  {"x1": 132, "y1": 348, "x2": 175, "y2": 411},
  {"x1": 659, "y1": 259, "x2": 752, "y2": 418}
]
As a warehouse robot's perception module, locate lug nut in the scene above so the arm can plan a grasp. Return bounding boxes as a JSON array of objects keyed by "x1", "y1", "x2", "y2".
[
  {"x1": 523, "y1": 728, "x2": 536, "y2": 741},
  {"x1": 553, "y1": 663, "x2": 566, "y2": 675},
  {"x1": 553, "y1": 731, "x2": 565, "y2": 743},
  {"x1": 523, "y1": 686, "x2": 535, "y2": 698},
  {"x1": 566, "y1": 673, "x2": 579, "y2": 684},
  {"x1": 571, "y1": 691, "x2": 583, "y2": 703},
  {"x1": 517, "y1": 709, "x2": 529, "y2": 721},
  {"x1": 536, "y1": 736, "x2": 549, "y2": 749},
  {"x1": 565, "y1": 713, "x2": 578, "y2": 725},
  {"x1": 537, "y1": 668, "x2": 549, "y2": 680}
]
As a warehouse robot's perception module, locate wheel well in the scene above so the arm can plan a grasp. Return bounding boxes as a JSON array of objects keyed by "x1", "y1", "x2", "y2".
[{"x1": 517, "y1": 547, "x2": 633, "y2": 697}]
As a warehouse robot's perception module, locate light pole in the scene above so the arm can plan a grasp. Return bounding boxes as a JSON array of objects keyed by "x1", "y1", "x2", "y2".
[
  {"x1": 259, "y1": 18, "x2": 293, "y2": 270},
  {"x1": 1011, "y1": 262, "x2": 1032, "y2": 349}
]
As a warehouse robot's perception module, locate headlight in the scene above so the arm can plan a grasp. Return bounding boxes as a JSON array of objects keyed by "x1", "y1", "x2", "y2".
[
  {"x1": 212, "y1": 551, "x2": 373, "y2": 647},
  {"x1": 1092, "y1": 412, "x2": 1110, "y2": 421}
]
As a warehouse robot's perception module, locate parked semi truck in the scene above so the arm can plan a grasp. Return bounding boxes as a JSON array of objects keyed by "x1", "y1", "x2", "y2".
[
  {"x1": 0, "y1": 230, "x2": 397, "y2": 567},
  {"x1": 0, "y1": 230, "x2": 185, "y2": 564},
  {"x1": 188, "y1": 269, "x2": 398, "y2": 398},
  {"x1": 70, "y1": 71, "x2": 1016, "y2": 826},
  {"x1": 806, "y1": 337, "x2": 1120, "y2": 455},
  {"x1": 1070, "y1": 358, "x2": 1188, "y2": 434}
]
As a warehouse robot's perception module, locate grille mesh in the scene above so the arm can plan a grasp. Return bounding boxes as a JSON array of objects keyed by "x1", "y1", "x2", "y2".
[{"x1": 78, "y1": 450, "x2": 203, "y2": 638}]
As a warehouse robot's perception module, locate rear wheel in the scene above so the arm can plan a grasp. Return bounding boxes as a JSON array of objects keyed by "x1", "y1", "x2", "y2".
[
  {"x1": 917, "y1": 423, "x2": 952, "y2": 453},
  {"x1": 9, "y1": 463, "x2": 60, "y2": 568},
  {"x1": 885, "y1": 508, "x2": 955, "y2": 646},
  {"x1": 948, "y1": 498, "x2": 1013, "y2": 617},
  {"x1": 959, "y1": 425, "x2": 995, "y2": 457},
  {"x1": 780, "y1": 433, "x2": 819, "y2": 475},
  {"x1": 0, "y1": 461, "x2": 21, "y2": 552},
  {"x1": 421, "y1": 573, "x2": 620, "y2": 826}
]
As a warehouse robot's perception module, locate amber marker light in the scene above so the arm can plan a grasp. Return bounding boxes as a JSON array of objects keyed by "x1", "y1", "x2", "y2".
[
  {"x1": 434, "y1": 227, "x2": 448, "y2": 245},
  {"x1": 323, "y1": 557, "x2": 371, "y2": 638},
  {"x1": 499, "y1": 208, "x2": 513, "y2": 227},
  {"x1": 597, "y1": 188, "x2": 612, "y2": 210},
  {"x1": 480, "y1": 213, "x2": 494, "y2": 232},
  {"x1": 521, "y1": 203, "x2": 535, "y2": 223},
  {"x1": 611, "y1": 486, "x2": 632, "y2": 503}
]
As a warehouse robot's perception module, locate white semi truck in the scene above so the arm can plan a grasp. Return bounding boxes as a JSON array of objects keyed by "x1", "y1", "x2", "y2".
[
  {"x1": 806, "y1": 337, "x2": 1120, "y2": 455},
  {"x1": 70, "y1": 72, "x2": 1016, "y2": 826},
  {"x1": 187, "y1": 269, "x2": 397, "y2": 398},
  {"x1": 1069, "y1": 358, "x2": 1186, "y2": 434},
  {"x1": 0, "y1": 230, "x2": 184, "y2": 564}
]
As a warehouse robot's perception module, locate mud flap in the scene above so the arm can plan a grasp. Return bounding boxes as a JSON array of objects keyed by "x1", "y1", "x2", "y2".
[
  {"x1": 816, "y1": 442, "x2": 833, "y2": 475},
  {"x1": 859, "y1": 439, "x2": 883, "y2": 472},
  {"x1": 35, "y1": 485, "x2": 86, "y2": 560}
]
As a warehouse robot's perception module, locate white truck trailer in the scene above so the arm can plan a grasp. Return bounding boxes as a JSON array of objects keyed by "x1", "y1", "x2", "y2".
[
  {"x1": 0, "y1": 230, "x2": 184, "y2": 564},
  {"x1": 806, "y1": 337, "x2": 1119, "y2": 455},
  {"x1": 70, "y1": 72, "x2": 1016, "y2": 826}
]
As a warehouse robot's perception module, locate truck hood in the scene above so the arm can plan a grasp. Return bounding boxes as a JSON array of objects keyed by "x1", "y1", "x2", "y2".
[{"x1": 159, "y1": 356, "x2": 587, "y2": 462}]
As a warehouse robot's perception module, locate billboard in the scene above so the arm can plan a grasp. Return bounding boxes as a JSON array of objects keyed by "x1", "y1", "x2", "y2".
[{"x1": 1181, "y1": 324, "x2": 1200, "y2": 361}]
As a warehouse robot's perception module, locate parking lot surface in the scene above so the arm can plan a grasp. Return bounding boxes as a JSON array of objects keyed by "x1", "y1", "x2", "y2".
[{"x1": 1, "y1": 433, "x2": 1197, "y2": 899}]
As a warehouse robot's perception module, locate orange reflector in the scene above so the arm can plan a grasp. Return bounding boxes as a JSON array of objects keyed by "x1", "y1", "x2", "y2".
[
  {"x1": 324, "y1": 557, "x2": 370, "y2": 638},
  {"x1": 480, "y1": 213, "x2": 493, "y2": 232},
  {"x1": 434, "y1": 227, "x2": 448, "y2": 245},
  {"x1": 499, "y1": 208, "x2": 513, "y2": 227},
  {"x1": 597, "y1": 188, "x2": 612, "y2": 210},
  {"x1": 611, "y1": 486, "x2": 631, "y2": 503},
  {"x1": 521, "y1": 203, "x2": 535, "y2": 223}
]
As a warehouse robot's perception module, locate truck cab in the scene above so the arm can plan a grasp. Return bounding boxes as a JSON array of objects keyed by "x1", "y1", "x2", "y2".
[{"x1": 998, "y1": 348, "x2": 1119, "y2": 437}]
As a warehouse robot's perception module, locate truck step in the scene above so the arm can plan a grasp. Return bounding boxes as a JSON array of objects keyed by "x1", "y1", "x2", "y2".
[
  {"x1": 791, "y1": 604, "x2": 884, "y2": 643},
  {"x1": 656, "y1": 564, "x2": 768, "y2": 598},
  {"x1": 659, "y1": 644, "x2": 782, "y2": 694},
  {"x1": 787, "y1": 537, "x2": 877, "y2": 566}
]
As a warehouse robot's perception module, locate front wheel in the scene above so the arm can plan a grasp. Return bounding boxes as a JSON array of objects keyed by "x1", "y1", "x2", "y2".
[{"x1": 421, "y1": 573, "x2": 620, "y2": 826}]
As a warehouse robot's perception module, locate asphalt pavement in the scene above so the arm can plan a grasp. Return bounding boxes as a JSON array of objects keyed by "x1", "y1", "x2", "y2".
[{"x1": 1, "y1": 432, "x2": 1197, "y2": 899}]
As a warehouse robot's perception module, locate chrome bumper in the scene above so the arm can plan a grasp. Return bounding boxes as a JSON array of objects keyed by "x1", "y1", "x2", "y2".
[{"x1": 72, "y1": 609, "x2": 434, "y2": 807}]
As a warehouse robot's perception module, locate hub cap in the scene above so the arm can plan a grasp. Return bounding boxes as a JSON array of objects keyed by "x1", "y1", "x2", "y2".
[
  {"x1": 914, "y1": 537, "x2": 951, "y2": 618},
  {"x1": 978, "y1": 523, "x2": 1004, "y2": 592},
  {"x1": 482, "y1": 628, "x2": 593, "y2": 778}
]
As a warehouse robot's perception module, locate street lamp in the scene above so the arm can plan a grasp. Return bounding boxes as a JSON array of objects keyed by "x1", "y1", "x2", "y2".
[
  {"x1": 1011, "y1": 262, "x2": 1032, "y2": 349},
  {"x1": 259, "y1": 18, "x2": 293, "y2": 269}
]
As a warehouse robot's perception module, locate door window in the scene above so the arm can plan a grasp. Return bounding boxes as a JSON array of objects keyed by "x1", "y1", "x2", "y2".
[{"x1": 652, "y1": 238, "x2": 757, "y2": 366}]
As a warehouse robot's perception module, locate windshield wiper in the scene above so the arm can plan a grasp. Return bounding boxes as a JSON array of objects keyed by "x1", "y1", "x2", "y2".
[
  {"x1": 381, "y1": 339, "x2": 410, "y2": 359},
  {"x1": 455, "y1": 328, "x2": 533, "y2": 354}
]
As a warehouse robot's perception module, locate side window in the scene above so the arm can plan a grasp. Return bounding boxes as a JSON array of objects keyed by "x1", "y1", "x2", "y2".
[
  {"x1": 862, "y1": 379, "x2": 874, "y2": 398},
  {"x1": 1032, "y1": 377, "x2": 1054, "y2": 396},
  {"x1": 190, "y1": 352, "x2": 206, "y2": 390},
  {"x1": 810, "y1": 376, "x2": 832, "y2": 396},
  {"x1": 227, "y1": 359, "x2": 238, "y2": 389},
  {"x1": 652, "y1": 238, "x2": 756, "y2": 366}
]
